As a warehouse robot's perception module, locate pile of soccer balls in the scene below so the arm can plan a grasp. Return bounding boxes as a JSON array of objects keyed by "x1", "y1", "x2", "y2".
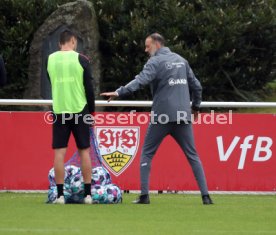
[{"x1": 47, "y1": 165, "x2": 122, "y2": 204}]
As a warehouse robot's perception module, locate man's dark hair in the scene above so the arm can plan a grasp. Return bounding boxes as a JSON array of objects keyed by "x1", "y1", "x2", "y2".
[
  {"x1": 148, "y1": 33, "x2": 165, "y2": 46},
  {"x1": 59, "y1": 30, "x2": 77, "y2": 45}
]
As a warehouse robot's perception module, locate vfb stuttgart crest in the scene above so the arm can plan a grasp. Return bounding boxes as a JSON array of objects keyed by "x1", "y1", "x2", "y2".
[{"x1": 96, "y1": 127, "x2": 140, "y2": 176}]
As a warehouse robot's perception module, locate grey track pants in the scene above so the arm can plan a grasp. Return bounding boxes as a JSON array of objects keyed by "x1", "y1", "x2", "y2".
[{"x1": 140, "y1": 122, "x2": 209, "y2": 195}]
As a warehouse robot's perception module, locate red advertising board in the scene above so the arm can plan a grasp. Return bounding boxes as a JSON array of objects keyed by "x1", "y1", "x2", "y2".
[{"x1": 0, "y1": 112, "x2": 275, "y2": 191}]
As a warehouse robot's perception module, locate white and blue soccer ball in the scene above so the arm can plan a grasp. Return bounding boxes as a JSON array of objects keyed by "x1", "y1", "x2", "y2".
[
  {"x1": 48, "y1": 168, "x2": 56, "y2": 187},
  {"x1": 91, "y1": 185, "x2": 107, "y2": 204},
  {"x1": 92, "y1": 166, "x2": 112, "y2": 186},
  {"x1": 48, "y1": 165, "x2": 79, "y2": 187},
  {"x1": 67, "y1": 173, "x2": 84, "y2": 203},
  {"x1": 105, "y1": 184, "x2": 122, "y2": 204},
  {"x1": 70, "y1": 173, "x2": 84, "y2": 194},
  {"x1": 47, "y1": 165, "x2": 79, "y2": 203},
  {"x1": 91, "y1": 184, "x2": 122, "y2": 204},
  {"x1": 65, "y1": 165, "x2": 80, "y2": 184},
  {"x1": 48, "y1": 168, "x2": 70, "y2": 187},
  {"x1": 64, "y1": 183, "x2": 73, "y2": 202},
  {"x1": 47, "y1": 186, "x2": 57, "y2": 203}
]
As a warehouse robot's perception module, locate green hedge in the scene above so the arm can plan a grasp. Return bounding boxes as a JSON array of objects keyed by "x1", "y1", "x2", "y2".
[
  {"x1": 95, "y1": 0, "x2": 276, "y2": 101},
  {"x1": 0, "y1": 0, "x2": 70, "y2": 99},
  {"x1": 0, "y1": 0, "x2": 275, "y2": 102}
]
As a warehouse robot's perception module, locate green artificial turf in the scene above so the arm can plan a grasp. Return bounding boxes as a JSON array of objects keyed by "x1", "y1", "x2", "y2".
[{"x1": 0, "y1": 193, "x2": 276, "y2": 235}]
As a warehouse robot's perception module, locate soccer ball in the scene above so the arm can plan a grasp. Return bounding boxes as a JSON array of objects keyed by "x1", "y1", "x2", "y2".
[
  {"x1": 68, "y1": 194, "x2": 84, "y2": 203},
  {"x1": 48, "y1": 168, "x2": 56, "y2": 187},
  {"x1": 91, "y1": 184, "x2": 122, "y2": 204},
  {"x1": 92, "y1": 166, "x2": 111, "y2": 186},
  {"x1": 48, "y1": 168, "x2": 70, "y2": 187},
  {"x1": 47, "y1": 186, "x2": 57, "y2": 203},
  {"x1": 64, "y1": 183, "x2": 72, "y2": 202},
  {"x1": 67, "y1": 173, "x2": 84, "y2": 203},
  {"x1": 65, "y1": 165, "x2": 80, "y2": 176},
  {"x1": 105, "y1": 184, "x2": 123, "y2": 204},
  {"x1": 65, "y1": 165, "x2": 80, "y2": 184},
  {"x1": 91, "y1": 185, "x2": 107, "y2": 204},
  {"x1": 70, "y1": 173, "x2": 84, "y2": 195},
  {"x1": 48, "y1": 165, "x2": 79, "y2": 187}
]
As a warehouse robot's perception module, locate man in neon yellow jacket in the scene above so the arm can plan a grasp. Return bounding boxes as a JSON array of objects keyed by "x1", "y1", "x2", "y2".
[{"x1": 47, "y1": 30, "x2": 95, "y2": 204}]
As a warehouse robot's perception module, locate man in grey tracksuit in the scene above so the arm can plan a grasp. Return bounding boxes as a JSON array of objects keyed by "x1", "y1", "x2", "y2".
[{"x1": 101, "y1": 33, "x2": 213, "y2": 205}]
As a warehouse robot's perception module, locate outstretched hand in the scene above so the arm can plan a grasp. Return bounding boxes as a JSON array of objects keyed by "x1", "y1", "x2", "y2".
[{"x1": 100, "y1": 91, "x2": 119, "y2": 102}]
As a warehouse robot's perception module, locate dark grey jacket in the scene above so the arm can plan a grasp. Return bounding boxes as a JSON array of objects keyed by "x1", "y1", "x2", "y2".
[{"x1": 116, "y1": 47, "x2": 202, "y2": 122}]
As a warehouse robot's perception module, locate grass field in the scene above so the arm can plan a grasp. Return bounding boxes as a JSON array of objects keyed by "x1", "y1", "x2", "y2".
[{"x1": 0, "y1": 193, "x2": 276, "y2": 235}]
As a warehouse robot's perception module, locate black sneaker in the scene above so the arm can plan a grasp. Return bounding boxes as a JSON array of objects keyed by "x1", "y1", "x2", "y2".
[
  {"x1": 202, "y1": 195, "x2": 213, "y2": 205},
  {"x1": 132, "y1": 194, "x2": 150, "y2": 204}
]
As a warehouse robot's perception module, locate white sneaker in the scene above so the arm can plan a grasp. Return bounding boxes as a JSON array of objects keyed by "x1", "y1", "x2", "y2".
[
  {"x1": 53, "y1": 196, "x2": 65, "y2": 204},
  {"x1": 84, "y1": 195, "x2": 92, "y2": 204}
]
